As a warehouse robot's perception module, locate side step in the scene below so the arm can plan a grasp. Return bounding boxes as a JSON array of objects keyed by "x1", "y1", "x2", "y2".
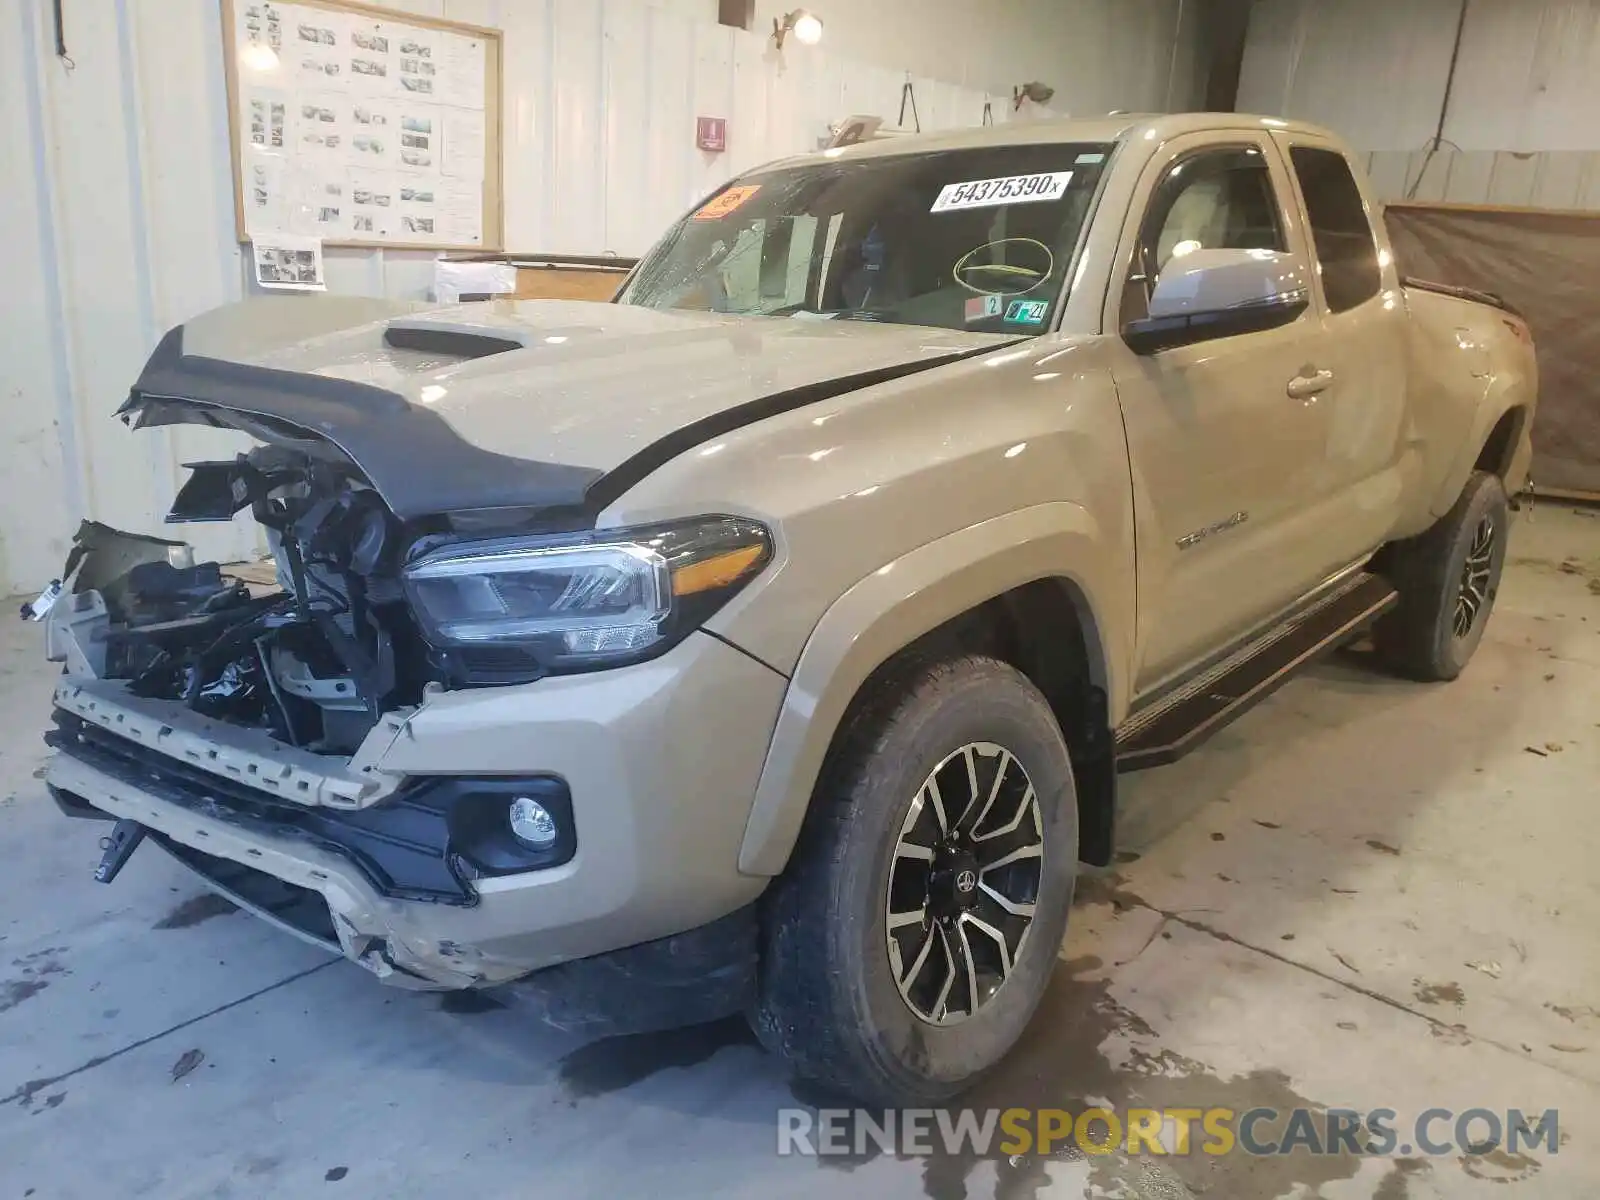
[{"x1": 1115, "y1": 572, "x2": 1399, "y2": 773}]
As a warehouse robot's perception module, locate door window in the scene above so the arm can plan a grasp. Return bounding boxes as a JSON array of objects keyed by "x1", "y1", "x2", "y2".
[
  {"x1": 1289, "y1": 147, "x2": 1382, "y2": 313},
  {"x1": 1124, "y1": 146, "x2": 1287, "y2": 322}
]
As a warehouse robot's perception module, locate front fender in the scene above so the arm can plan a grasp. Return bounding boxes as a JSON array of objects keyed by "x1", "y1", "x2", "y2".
[{"x1": 736, "y1": 502, "x2": 1128, "y2": 877}]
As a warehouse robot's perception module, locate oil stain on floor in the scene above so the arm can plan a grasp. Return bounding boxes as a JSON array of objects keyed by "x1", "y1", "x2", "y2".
[
  {"x1": 790, "y1": 966, "x2": 1371, "y2": 1200},
  {"x1": 1, "y1": 948, "x2": 69, "y2": 1014},
  {"x1": 555, "y1": 1017, "x2": 758, "y2": 1101},
  {"x1": 153, "y1": 893, "x2": 239, "y2": 930}
]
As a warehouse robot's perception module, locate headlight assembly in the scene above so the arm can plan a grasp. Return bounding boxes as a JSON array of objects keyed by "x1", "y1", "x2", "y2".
[{"x1": 403, "y1": 515, "x2": 772, "y2": 676}]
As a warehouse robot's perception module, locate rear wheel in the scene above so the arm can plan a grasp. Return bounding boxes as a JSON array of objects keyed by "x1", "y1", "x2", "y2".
[
  {"x1": 1375, "y1": 470, "x2": 1508, "y2": 681},
  {"x1": 752, "y1": 655, "x2": 1078, "y2": 1105}
]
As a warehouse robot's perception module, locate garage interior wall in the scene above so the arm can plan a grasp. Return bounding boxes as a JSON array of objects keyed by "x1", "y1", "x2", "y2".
[
  {"x1": 0, "y1": 0, "x2": 1203, "y2": 595},
  {"x1": 1237, "y1": 0, "x2": 1600, "y2": 206}
]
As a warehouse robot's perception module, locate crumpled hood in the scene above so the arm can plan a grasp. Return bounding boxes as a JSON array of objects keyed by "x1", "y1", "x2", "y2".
[{"x1": 129, "y1": 296, "x2": 1015, "y2": 520}]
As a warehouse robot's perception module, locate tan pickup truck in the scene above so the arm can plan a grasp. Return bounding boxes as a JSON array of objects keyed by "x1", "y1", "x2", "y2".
[{"x1": 34, "y1": 113, "x2": 1535, "y2": 1104}]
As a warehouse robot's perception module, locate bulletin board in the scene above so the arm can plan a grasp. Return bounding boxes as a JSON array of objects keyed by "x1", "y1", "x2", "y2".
[{"x1": 221, "y1": 0, "x2": 504, "y2": 252}]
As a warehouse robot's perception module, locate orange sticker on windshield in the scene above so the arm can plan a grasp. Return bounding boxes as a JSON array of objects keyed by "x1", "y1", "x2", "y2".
[{"x1": 694, "y1": 185, "x2": 761, "y2": 220}]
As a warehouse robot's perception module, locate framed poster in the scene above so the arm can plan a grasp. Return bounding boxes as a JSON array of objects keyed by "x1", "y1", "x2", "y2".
[{"x1": 221, "y1": 0, "x2": 504, "y2": 251}]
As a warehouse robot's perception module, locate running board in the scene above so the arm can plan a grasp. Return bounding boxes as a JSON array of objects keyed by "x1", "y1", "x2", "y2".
[{"x1": 1115, "y1": 572, "x2": 1398, "y2": 773}]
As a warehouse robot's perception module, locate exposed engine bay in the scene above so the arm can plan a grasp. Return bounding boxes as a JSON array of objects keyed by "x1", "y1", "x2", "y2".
[{"x1": 39, "y1": 448, "x2": 432, "y2": 757}]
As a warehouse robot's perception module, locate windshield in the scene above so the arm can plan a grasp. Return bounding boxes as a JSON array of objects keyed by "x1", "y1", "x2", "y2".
[{"x1": 618, "y1": 142, "x2": 1114, "y2": 334}]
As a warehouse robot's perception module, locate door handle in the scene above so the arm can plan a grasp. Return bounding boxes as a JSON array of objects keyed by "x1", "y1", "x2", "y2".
[{"x1": 1287, "y1": 369, "x2": 1334, "y2": 400}]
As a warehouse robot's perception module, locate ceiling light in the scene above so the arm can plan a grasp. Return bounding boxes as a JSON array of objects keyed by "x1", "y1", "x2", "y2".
[{"x1": 773, "y1": 8, "x2": 823, "y2": 48}]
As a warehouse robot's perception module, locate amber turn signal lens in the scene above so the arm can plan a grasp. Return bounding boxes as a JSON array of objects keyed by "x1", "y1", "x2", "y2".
[{"x1": 672, "y1": 543, "x2": 766, "y2": 596}]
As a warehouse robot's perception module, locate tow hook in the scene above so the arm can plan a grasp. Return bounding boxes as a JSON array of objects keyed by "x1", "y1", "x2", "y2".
[{"x1": 94, "y1": 818, "x2": 147, "y2": 883}]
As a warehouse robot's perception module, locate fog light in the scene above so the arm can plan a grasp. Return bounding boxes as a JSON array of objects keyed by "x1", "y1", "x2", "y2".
[{"x1": 509, "y1": 796, "x2": 559, "y2": 849}]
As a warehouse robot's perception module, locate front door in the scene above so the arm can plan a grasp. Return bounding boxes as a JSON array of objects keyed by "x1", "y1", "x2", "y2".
[{"x1": 1105, "y1": 133, "x2": 1336, "y2": 695}]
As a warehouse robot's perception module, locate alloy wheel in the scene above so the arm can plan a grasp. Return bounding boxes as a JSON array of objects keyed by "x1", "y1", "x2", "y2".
[
  {"x1": 1453, "y1": 514, "x2": 1496, "y2": 639},
  {"x1": 885, "y1": 742, "x2": 1045, "y2": 1026}
]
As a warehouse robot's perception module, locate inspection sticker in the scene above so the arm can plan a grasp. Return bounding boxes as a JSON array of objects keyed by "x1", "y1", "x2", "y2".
[
  {"x1": 931, "y1": 171, "x2": 1073, "y2": 213},
  {"x1": 694, "y1": 184, "x2": 761, "y2": 220},
  {"x1": 1004, "y1": 299, "x2": 1050, "y2": 326},
  {"x1": 964, "y1": 294, "x2": 1005, "y2": 322}
]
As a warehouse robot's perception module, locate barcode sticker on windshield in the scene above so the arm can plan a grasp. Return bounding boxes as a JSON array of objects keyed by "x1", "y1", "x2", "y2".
[{"x1": 930, "y1": 171, "x2": 1073, "y2": 213}]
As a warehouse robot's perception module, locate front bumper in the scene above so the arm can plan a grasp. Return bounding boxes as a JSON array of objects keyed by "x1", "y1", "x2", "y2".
[{"x1": 46, "y1": 630, "x2": 786, "y2": 989}]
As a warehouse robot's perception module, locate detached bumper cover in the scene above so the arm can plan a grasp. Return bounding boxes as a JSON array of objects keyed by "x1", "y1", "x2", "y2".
[
  {"x1": 46, "y1": 748, "x2": 500, "y2": 988},
  {"x1": 43, "y1": 631, "x2": 783, "y2": 990}
]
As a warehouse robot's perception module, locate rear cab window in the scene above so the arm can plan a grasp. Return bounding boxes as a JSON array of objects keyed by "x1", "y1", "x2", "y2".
[{"x1": 1288, "y1": 147, "x2": 1382, "y2": 313}]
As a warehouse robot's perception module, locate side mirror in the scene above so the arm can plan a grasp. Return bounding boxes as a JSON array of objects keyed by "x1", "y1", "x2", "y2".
[{"x1": 1124, "y1": 248, "x2": 1311, "y2": 356}]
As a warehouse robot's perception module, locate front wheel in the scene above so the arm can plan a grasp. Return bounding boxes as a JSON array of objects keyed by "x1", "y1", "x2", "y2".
[
  {"x1": 1374, "y1": 470, "x2": 1509, "y2": 681},
  {"x1": 752, "y1": 655, "x2": 1079, "y2": 1105}
]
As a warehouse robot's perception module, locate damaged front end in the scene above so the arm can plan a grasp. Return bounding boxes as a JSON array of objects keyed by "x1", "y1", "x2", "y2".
[
  {"x1": 41, "y1": 447, "x2": 427, "y2": 758},
  {"x1": 32, "y1": 311, "x2": 777, "y2": 1003},
  {"x1": 34, "y1": 448, "x2": 580, "y2": 985}
]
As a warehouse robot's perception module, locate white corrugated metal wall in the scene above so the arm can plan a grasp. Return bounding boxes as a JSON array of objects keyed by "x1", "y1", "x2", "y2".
[
  {"x1": 0, "y1": 0, "x2": 1203, "y2": 594},
  {"x1": 1237, "y1": 0, "x2": 1600, "y2": 206}
]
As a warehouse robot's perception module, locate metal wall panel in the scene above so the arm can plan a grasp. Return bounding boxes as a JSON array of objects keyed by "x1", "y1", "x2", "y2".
[
  {"x1": 1368, "y1": 147, "x2": 1600, "y2": 209},
  {"x1": 0, "y1": 0, "x2": 1200, "y2": 593},
  {"x1": 0, "y1": 0, "x2": 82, "y2": 591},
  {"x1": 1239, "y1": 0, "x2": 1600, "y2": 155},
  {"x1": 746, "y1": 0, "x2": 1202, "y2": 102}
]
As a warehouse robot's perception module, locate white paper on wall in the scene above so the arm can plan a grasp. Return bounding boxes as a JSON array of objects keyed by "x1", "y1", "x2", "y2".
[
  {"x1": 252, "y1": 233, "x2": 326, "y2": 290},
  {"x1": 243, "y1": 85, "x2": 291, "y2": 151},
  {"x1": 288, "y1": 7, "x2": 347, "y2": 82},
  {"x1": 348, "y1": 167, "x2": 400, "y2": 239},
  {"x1": 438, "y1": 178, "x2": 484, "y2": 246},
  {"x1": 438, "y1": 35, "x2": 485, "y2": 110},
  {"x1": 231, "y1": 0, "x2": 489, "y2": 247},
  {"x1": 288, "y1": 166, "x2": 350, "y2": 238},
  {"x1": 241, "y1": 146, "x2": 289, "y2": 236},
  {"x1": 397, "y1": 178, "x2": 440, "y2": 241},
  {"x1": 296, "y1": 88, "x2": 347, "y2": 162},
  {"x1": 442, "y1": 108, "x2": 485, "y2": 179},
  {"x1": 395, "y1": 104, "x2": 442, "y2": 174},
  {"x1": 239, "y1": 1, "x2": 285, "y2": 51},
  {"x1": 397, "y1": 28, "x2": 439, "y2": 98}
]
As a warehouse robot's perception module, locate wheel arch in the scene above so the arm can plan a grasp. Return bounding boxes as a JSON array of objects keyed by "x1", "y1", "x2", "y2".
[
  {"x1": 1472, "y1": 404, "x2": 1523, "y2": 480},
  {"x1": 1428, "y1": 386, "x2": 1532, "y2": 520},
  {"x1": 737, "y1": 503, "x2": 1127, "y2": 877},
  {"x1": 1427, "y1": 342, "x2": 1536, "y2": 521}
]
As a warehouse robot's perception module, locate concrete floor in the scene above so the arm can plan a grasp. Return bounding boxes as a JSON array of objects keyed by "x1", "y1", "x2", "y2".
[{"x1": 0, "y1": 505, "x2": 1596, "y2": 1200}]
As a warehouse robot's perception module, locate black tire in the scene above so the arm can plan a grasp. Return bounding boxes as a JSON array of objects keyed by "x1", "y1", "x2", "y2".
[
  {"x1": 751, "y1": 654, "x2": 1078, "y2": 1106},
  {"x1": 1374, "y1": 470, "x2": 1508, "y2": 682}
]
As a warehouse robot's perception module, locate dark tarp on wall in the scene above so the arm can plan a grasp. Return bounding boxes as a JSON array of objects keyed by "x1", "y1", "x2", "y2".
[{"x1": 1384, "y1": 204, "x2": 1600, "y2": 497}]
